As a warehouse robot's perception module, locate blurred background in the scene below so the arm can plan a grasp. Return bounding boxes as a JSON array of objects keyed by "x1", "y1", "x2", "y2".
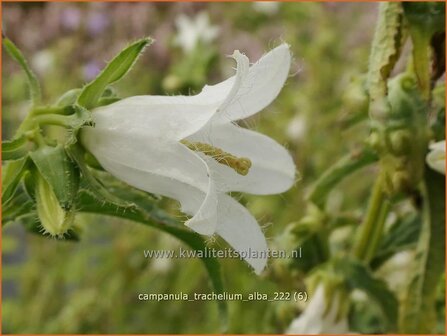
[{"x1": 1, "y1": 2, "x2": 401, "y2": 334}]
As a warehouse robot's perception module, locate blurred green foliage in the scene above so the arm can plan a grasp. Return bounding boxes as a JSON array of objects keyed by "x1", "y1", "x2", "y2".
[{"x1": 2, "y1": 2, "x2": 444, "y2": 334}]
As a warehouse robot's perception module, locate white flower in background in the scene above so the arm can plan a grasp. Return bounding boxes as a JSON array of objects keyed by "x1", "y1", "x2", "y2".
[
  {"x1": 426, "y1": 140, "x2": 445, "y2": 175},
  {"x1": 253, "y1": 1, "x2": 280, "y2": 15},
  {"x1": 31, "y1": 50, "x2": 55, "y2": 76},
  {"x1": 378, "y1": 251, "x2": 413, "y2": 293},
  {"x1": 81, "y1": 44, "x2": 295, "y2": 274},
  {"x1": 286, "y1": 115, "x2": 307, "y2": 142},
  {"x1": 173, "y1": 11, "x2": 219, "y2": 53},
  {"x1": 287, "y1": 285, "x2": 349, "y2": 334}
]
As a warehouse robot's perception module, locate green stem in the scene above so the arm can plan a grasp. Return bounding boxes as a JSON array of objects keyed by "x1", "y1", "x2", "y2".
[
  {"x1": 364, "y1": 200, "x2": 390, "y2": 262},
  {"x1": 352, "y1": 176, "x2": 387, "y2": 263},
  {"x1": 32, "y1": 106, "x2": 71, "y2": 116},
  {"x1": 33, "y1": 114, "x2": 75, "y2": 128},
  {"x1": 308, "y1": 147, "x2": 378, "y2": 208}
]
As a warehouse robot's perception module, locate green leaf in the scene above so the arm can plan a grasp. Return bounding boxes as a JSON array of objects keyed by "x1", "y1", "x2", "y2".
[
  {"x1": 77, "y1": 38, "x2": 152, "y2": 109},
  {"x1": 2, "y1": 157, "x2": 30, "y2": 205},
  {"x1": 370, "y1": 213, "x2": 421, "y2": 270},
  {"x1": 402, "y1": 2, "x2": 445, "y2": 100},
  {"x1": 308, "y1": 147, "x2": 377, "y2": 208},
  {"x1": 76, "y1": 188, "x2": 228, "y2": 331},
  {"x1": 2, "y1": 134, "x2": 35, "y2": 161},
  {"x1": 399, "y1": 167, "x2": 445, "y2": 333},
  {"x1": 402, "y1": 2, "x2": 445, "y2": 38},
  {"x1": 2, "y1": 186, "x2": 34, "y2": 226},
  {"x1": 3, "y1": 37, "x2": 41, "y2": 105},
  {"x1": 29, "y1": 145, "x2": 80, "y2": 210},
  {"x1": 336, "y1": 258, "x2": 398, "y2": 331},
  {"x1": 367, "y1": 2, "x2": 405, "y2": 119}
]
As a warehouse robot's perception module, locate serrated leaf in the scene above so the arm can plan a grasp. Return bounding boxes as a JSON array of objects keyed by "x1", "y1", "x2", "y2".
[
  {"x1": 3, "y1": 37, "x2": 41, "y2": 105},
  {"x1": 367, "y1": 2, "x2": 405, "y2": 119},
  {"x1": 77, "y1": 38, "x2": 152, "y2": 109},
  {"x1": 2, "y1": 157, "x2": 30, "y2": 205},
  {"x1": 2, "y1": 134, "x2": 35, "y2": 161},
  {"x1": 29, "y1": 145, "x2": 80, "y2": 210},
  {"x1": 336, "y1": 258, "x2": 398, "y2": 331},
  {"x1": 399, "y1": 167, "x2": 445, "y2": 333},
  {"x1": 76, "y1": 188, "x2": 228, "y2": 331}
]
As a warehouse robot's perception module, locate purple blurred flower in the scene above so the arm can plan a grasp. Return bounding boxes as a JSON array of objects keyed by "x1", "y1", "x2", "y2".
[
  {"x1": 87, "y1": 12, "x2": 109, "y2": 36},
  {"x1": 61, "y1": 7, "x2": 81, "y2": 31},
  {"x1": 83, "y1": 61, "x2": 102, "y2": 82}
]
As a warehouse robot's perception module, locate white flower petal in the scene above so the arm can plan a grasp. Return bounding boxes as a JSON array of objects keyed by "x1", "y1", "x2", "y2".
[
  {"x1": 201, "y1": 43, "x2": 291, "y2": 123},
  {"x1": 81, "y1": 129, "x2": 218, "y2": 235},
  {"x1": 426, "y1": 140, "x2": 445, "y2": 175},
  {"x1": 193, "y1": 49, "x2": 249, "y2": 114},
  {"x1": 287, "y1": 285, "x2": 349, "y2": 335},
  {"x1": 215, "y1": 194, "x2": 268, "y2": 274},
  {"x1": 89, "y1": 49, "x2": 255, "y2": 142},
  {"x1": 90, "y1": 95, "x2": 220, "y2": 141},
  {"x1": 188, "y1": 123, "x2": 296, "y2": 194},
  {"x1": 430, "y1": 140, "x2": 446, "y2": 151}
]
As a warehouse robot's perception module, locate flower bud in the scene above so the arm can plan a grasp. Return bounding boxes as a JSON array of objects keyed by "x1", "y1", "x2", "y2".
[
  {"x1": 35, "y1": 173, "x2": 74, "y2": 237},
  {"x1": 389, "y1": 129, "x2": 411, "y2": 155}
]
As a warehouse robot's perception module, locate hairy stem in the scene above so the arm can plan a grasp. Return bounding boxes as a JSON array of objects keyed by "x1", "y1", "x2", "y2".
[{"x1": 352, "y1": 176, "x2": 388, "y2": 263}]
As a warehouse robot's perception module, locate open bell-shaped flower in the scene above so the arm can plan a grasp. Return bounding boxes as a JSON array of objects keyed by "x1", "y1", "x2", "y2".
[{"x1": 80, "y1": 44, "x2": 296, "y2": 274}]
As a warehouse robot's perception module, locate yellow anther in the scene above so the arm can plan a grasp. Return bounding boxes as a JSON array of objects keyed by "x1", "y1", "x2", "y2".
[{"x1": 181, "y1": 140, "x2": 252, "y2": 176}]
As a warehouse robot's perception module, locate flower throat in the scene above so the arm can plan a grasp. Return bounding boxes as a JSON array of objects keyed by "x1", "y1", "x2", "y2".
[{"x1": 181, "y1": 140, "x2": 252, "y2": 176}]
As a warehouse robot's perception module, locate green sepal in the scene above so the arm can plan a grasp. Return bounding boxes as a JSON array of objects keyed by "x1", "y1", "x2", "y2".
[
  {"x1": 2, "y1": 134, "x2": 35, "y2": 161},
  {"x1": 3, "y1": 37, "x2": 41, "y2": 105},
  {"x1": 2, "y1": 157, "x2": 30, "y2": 205},
  {"x1": 56, "y1": 87, "x2": 120, "y2": 108},
  {"x1": 77, "y1": 37, "x2": 152, "y2": 109},
  {"x1": 56, "y1": 89, "x2": 82, "y2": 106},
  {"x1": 66, "y1": 143, "x2": 132, "y2": 208},
  {"x1": 29, "y1": 145, "x2": 80, "y2": 210},
  {"x1": 96, "y1": 97, "x2": 121, "y2": 107},
  {"x1": 334, "y1": 258, "x2": 398, "y2": 331}
]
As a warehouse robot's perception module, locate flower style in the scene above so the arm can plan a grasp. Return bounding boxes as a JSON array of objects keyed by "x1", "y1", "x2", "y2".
[
  {"x1": 173, "y1": 11, "x2": 219, "y2": 53},
  {"x1": 80, "y1": 44, "x2": 295, "y2": 274},
  {"x1": 286, "y1": 285, "x2": 349, "y2": 334},
  {"x1": 426, "y1": 140, "x2": 445, "y2": 175}
]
